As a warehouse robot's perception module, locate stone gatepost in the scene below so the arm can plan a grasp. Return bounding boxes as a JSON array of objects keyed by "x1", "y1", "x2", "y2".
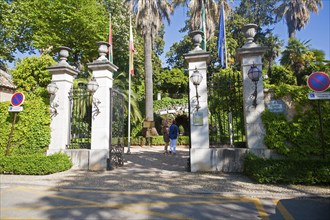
[
  {"x1": 237, "y1": 24, "x2": 268, "y2": 151},
  {"x1": 184, "y1": 31, "x2": 211, "y2": 172},
  {"x1": 47, "y1": 47, "x2": 79, "y2": 155},
  {"x1": 87, "y1": 42, "x2": 118, "y2": 170}
]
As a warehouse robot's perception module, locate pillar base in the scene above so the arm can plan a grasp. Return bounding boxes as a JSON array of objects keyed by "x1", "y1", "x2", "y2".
[
  {"x1": 47, "y1": 149, "x2": 109, "y2": 171},
  {"x1": 190, "y1": 148, "x2": 282, "y2": 172}
]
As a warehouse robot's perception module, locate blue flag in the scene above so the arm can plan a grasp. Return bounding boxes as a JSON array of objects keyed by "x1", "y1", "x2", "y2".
[{"x1": 217, "y1": 3, "x2": 226, "y2": 68}]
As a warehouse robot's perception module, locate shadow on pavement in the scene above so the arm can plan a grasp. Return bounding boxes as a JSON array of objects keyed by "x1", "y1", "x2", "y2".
[
  {"x1": 3, "y1": 145, "x2": 329, "y2": 220},
  {"x1": 121, "y1": 146, "x2": 190, "y2": 172}
]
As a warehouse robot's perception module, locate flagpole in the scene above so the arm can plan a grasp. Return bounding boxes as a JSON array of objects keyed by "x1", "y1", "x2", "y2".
[
  {"x1": 223, "y1": 5, "x2": 228, "y2": 68},
  {"x1": 127, "y1": 14, "x2": 133, "y2": 154},
  {"x1": 108, "y1": 13, "x2": 113, "y2": 63},
  {"x1": 127, "y1": 69, "x2": 131, "y2": 154}
]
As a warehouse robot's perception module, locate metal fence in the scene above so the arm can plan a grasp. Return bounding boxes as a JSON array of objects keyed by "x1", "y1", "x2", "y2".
[
  {"x1": 68, "y1": 84, "x2": 92, "y2": 149},
  {"x1": 108, "y1": 88, "x2": 125, "y2": 168},
  {"x1": 208, "y1": 71, "x2": 246, "y2": 148}
]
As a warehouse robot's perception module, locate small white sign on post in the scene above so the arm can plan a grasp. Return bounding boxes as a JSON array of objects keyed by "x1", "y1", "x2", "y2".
[
  {"x1": 193, "y1": 111, "x2": 203, "y2": 126},
  {"x1": 8, "y1": 106, "x2": 23, "y2": 112},
  {"x1": 308, "y1": 92, "x2": 330, "y2": 100}
]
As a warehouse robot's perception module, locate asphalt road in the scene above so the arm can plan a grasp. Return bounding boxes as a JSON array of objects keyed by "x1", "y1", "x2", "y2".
[
  {"x1": 1, "y1": 146, "x2": 329, "y2": 220},
  {"x1": 1, "y1": 184, "x2": 329, "y2": 220}
]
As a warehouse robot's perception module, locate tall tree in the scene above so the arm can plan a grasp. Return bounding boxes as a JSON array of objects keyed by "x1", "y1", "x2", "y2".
[
  {"x1": 280, "y1": 38, "x2": 315, "y2": 85},
  {"x1": 263, "y1": 34, "x2": 283, "y2": 79},
  {"x1": 166, "y1": 35, "x2": 193, "y2": 68},
  {"x1": 1, "y1": 0, "x2": 111, "y2": 69},
  {"x1": 173, "y1": 0, "x2": 229, "y2": 40},
  {"x1": 11, "y1": 55, "x2": 56, "y2": 96},
  {"x1": 236, "y1": 0, "x2": 278, "y2": 28},
  {"x1": 276, "y1": 0, "x2": 323, "y2": 39},
  {"x1": 0, "y1": 0, "x2": 34, "y2": 70},
  {"x1": 30, "y1": 0, "x2": 108, "y2": 65},
  {"x1": 126, "y1": 0, "x2": 173, "y2": 126}
]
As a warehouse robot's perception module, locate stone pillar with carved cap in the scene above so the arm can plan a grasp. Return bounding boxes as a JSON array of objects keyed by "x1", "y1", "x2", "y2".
[
  {"x1": 47, "y1": 47, "x2": 79, "y2": 155},
  {"x1": 184, "y1": 30, "x2": 211, "y2": 172},
  {"x1": 87, "y1": 42, "x2": 118, "y2": 170},
  {"x1": 237, "y1": 24, "x2": 268, "y2": 150}
]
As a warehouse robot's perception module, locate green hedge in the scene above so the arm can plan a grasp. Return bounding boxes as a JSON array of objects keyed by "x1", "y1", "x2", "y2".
[
  {"x1": 0, "y1": 93, "x2": 50, "y2": 156},
  {"x1": 125, "y1": 135, "x2": 189, "y2": 146},
  {"x1": 244, "y1": 154, "x2": 330, "y2": 185},
  {"x1": 262, "y1": 84, "x2": 330, "y2": 159},
  {"x1": 0, "y1": 153, "x2": 72, "y2": 175}
]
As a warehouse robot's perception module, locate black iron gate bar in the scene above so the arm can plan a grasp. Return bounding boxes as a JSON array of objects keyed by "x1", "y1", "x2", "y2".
[
  {"x1": 109, "y1": 88, "x2": 125, "y2": 168},
  {"x1": 208, "y1": 71, "x2": 245, "y2": 148},
  {"x1": 68, "y1": 84, "x2": 92, "y2": 149}
]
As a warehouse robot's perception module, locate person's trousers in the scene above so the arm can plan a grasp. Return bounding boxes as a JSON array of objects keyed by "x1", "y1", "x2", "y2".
[{"x1": 170, "y1": 139, "x2": 177, "y2": 153}]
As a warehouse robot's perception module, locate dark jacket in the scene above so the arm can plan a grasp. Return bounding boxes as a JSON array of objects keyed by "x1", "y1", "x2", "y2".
[{"x1": 169, "y1": 124, "x2": 179, "y2": 139}]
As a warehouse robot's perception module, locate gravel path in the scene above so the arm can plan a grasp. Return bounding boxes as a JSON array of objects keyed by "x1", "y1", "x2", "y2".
[{"x1": 1, "y1": 145, "x2": 329, "y2": 199}]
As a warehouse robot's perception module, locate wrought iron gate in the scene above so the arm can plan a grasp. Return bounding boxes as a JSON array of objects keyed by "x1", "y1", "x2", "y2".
[
  {"x1": 109, "y1": 88, "x2": 125, "y2": 168},
  {"x1": 208, "y1": 71, "x2": 246, "y2": 148},
  {"x1": 68, "y1": 83, "x2": 92, "y2": 149}
]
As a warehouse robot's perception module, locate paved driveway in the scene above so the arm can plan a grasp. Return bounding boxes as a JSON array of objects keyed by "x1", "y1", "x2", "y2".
[{"x1": 1, "y1": 146, "x2": 329, "y2": 220}]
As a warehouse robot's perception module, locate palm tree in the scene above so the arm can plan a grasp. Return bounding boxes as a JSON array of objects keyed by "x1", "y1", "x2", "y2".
[
  {"x1": 113, "y1": 71, "x2": 143, "y2": 123},
  {"x1": 263, "y1": 34, "x2": 283, "y2": 80},
  {"x1": 276, "y1": 0, "x2": 323, "y2": 39},
  {"x1": 126, "y1": 0, "x2": 173, "y2": 130},
  {"x1": 173, "y1": 0, "x2": 231, "y2": 40},
  {"x1": 280, "y1": 38, "x2": 315, "y2": 85}
]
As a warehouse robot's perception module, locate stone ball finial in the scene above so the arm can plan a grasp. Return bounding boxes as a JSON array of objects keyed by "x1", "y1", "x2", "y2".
[
  {"x1": 189, "y1": 30, "x2": 203, "y2": 52},
  {"x1": 242, "y1": 24, "x2": 258, "y2": 47},
  {"x1": 96, "y1": 41, "x2": 110, "y2": 61},
  {"x1": 58, "y1": 46, "x2": 71, "y2": 63}
]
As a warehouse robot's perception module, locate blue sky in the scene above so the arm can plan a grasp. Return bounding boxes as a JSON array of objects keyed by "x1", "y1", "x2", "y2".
[{"x1": 161, "y1": 0, "x2": 330, "y2": 66}]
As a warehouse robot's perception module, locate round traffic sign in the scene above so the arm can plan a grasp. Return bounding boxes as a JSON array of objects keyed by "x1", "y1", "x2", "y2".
[
  {"x1": 11, "y1": 92, "x2": 25, "y2": 106},
  {"x1": 307, "y1": 72, "x2": 330, "y2": 92}
]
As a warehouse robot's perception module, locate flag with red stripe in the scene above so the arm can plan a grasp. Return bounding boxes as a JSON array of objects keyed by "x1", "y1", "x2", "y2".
[{"x1": 129, "y1": 15, "x2": 134, "y2": 76}]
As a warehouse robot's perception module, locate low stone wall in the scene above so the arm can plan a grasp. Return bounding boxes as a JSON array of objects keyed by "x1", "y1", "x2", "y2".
[
  {"x1": 47, "y1": 149, "x2": 109, "y2": 171},
  {"x1": 190, "y1": 148, "x2": 282, "y2": 172}
]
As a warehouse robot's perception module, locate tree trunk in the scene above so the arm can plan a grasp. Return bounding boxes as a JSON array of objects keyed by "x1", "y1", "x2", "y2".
[
  {"x1": 267, "y1": 59, "x2": 272, "y2": 80},
  {"x1": 295, "y1": 72, "x2": 303, "y2": 86},
  {"x1": 288, "y1": 22, "x2": 296, "y2": 39},
  {"x1": 144, "y1": 33, "x2": 154, "y2": 122}
]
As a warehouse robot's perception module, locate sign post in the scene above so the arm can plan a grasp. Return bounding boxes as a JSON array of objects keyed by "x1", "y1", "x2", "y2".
[
  {"x1": 307, "y1": 72, "x2": 330, "y2": 159},
  {"x1": 6, "y1": 92, "x2": 25, "y2": 156}
]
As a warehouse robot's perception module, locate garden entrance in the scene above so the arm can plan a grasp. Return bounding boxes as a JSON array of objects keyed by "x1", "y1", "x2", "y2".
[
  {"x1": 67, "y1": 84, "x2": 126, "y2": 169},
  {"x1": 68, "y1": 83, "x2": 92, "y2": 149},
  {"x1": 108, "y1": 88, "x2": 125, "y2": 168},
  {"x1": 208, "y1": 71, "x2": 246, "y2": 148}
]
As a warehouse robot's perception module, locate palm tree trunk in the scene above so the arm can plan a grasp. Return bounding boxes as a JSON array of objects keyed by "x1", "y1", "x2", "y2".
[
  {"x1": 144, "y1": 33, "x2": 154, "y2": 122},
  {"x1": 295, "y1": 72, "x2": 303, "y2": 86},
  {"x1": 288, "y1": 22, "x2": 296, "y2": 39},
  {"x1": 267, "y1": 60, "x2": 272, "y2": 81}
]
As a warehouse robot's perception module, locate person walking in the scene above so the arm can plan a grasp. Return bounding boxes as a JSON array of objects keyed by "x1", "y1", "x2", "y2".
[
  {"x1": 169, "y1": 120, "x2": 179, "y2": 155},
  {"x1": 162, "y1": 119, "x2": 170, "y2": 154}
]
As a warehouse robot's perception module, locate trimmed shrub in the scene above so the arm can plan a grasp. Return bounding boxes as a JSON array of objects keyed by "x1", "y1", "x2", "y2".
[
  {"x1": 262, "y1": 84, "x2": 330, "y2": 159},
  {"x1": 244, "y1": 154, "x2": 330, "y2": 185},
  {"x1": 0, "y1": 153, "x2": 72, "y2": 175},
  {"x1": 0, "y1": 93, "x2": 50, "y2": 156}
]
